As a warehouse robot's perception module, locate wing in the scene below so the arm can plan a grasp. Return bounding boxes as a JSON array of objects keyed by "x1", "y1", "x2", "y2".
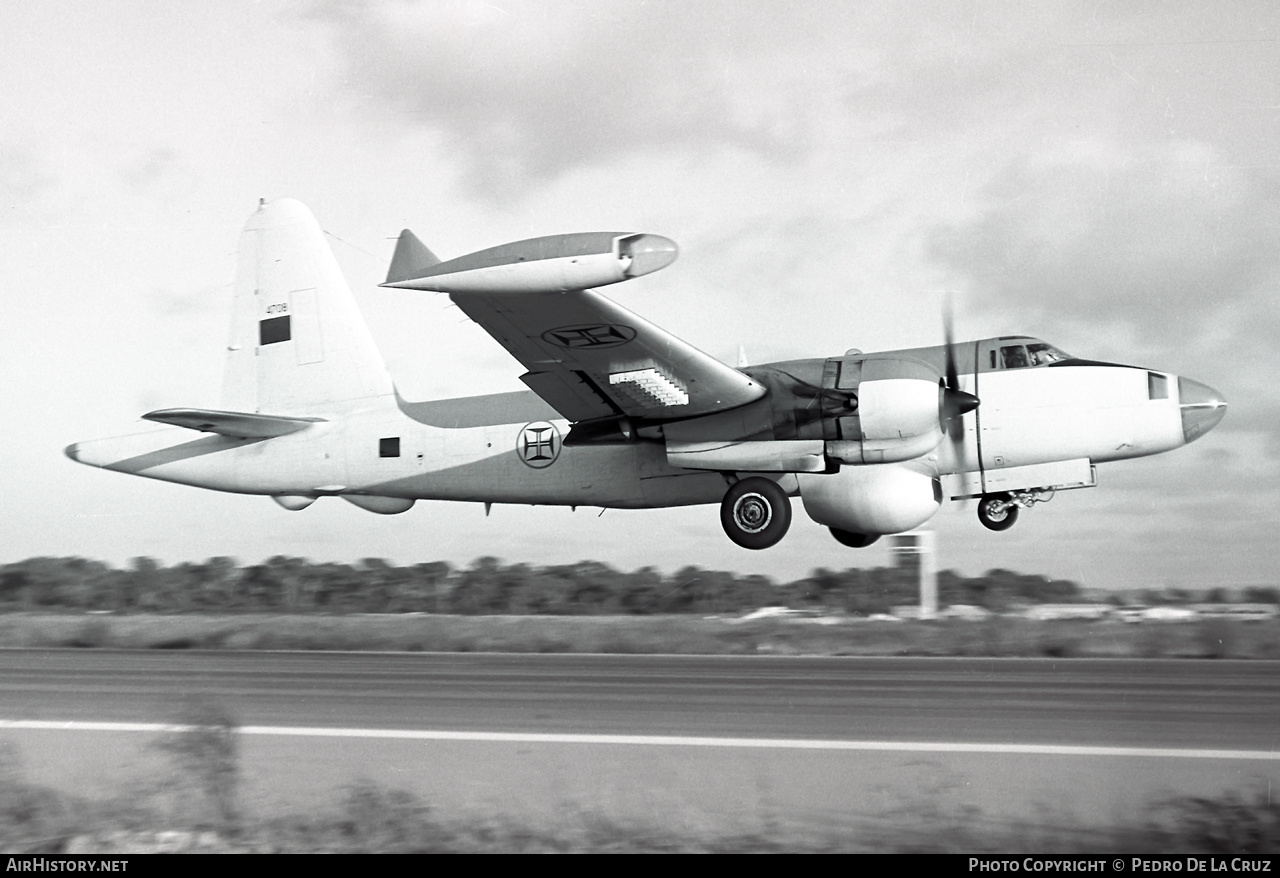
[
  {"x1": 385, "y1": 230, "x2": 766, "y2": 423},
  {"x1": 454, "y1": 289, "x2": 764, "y2": 422}
]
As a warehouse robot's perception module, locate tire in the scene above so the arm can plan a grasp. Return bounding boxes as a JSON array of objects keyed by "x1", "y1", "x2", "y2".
[
  {"x1": 830, "y1": 528, "x2": 880, "y2": 548},
  {"x1": 720, "y1": 477, "x2": 792, "y2": 550},
  {"x1": 978, "y1": 493, "x2": 1019, "y2": 531}
]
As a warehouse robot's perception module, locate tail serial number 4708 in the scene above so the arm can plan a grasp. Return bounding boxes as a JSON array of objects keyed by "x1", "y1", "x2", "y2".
[{"x1": 67, "y1": 199, "x2": 1227, "y2": 550}]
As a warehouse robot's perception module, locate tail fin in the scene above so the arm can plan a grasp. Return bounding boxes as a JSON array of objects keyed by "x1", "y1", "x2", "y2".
[
  {"x1": 385, "y1": 229, "x2": 441, "y2": 284},
  {"x1": 221, "y1": 199, "x2": 394, "y2": 413}
]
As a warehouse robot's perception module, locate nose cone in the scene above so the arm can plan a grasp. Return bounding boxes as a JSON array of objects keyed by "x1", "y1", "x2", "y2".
[
  {"x1": 1178, "y1": 377, "x2": 1227, "y2": 444},
  {"x1": 64, "y1": 443, "x2": 81, "y2": 462}
]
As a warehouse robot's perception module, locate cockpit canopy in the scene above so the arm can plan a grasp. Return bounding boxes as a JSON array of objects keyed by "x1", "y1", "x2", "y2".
[{"x1": 987, "y1": 337, "x2": 1070, "y2": 371}]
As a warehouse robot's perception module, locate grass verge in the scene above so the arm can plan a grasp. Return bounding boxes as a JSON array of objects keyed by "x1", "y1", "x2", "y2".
[
  {"x1": 1, "y1": 697, "x2": 1277, "y2": 854},
  {"x1": 1, "y1": 612, "x2": 1279, "y2": 658},
  {"x1": 4, "y1": 765, "x2": 1278, "y2": 853}
]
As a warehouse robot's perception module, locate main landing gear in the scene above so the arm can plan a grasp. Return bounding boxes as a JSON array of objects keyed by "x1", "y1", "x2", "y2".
[
  {"x1": 977, "y1": 489, "x2": 1056, "y2": 531},
  {"x1": 720, "y1": 477, "x2": 792, "y2": 550}
]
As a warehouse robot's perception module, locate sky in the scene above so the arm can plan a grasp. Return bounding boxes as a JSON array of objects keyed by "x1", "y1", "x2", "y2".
[{"x1": 2, "y1": 1, "x2": 1276, "y2": 591}]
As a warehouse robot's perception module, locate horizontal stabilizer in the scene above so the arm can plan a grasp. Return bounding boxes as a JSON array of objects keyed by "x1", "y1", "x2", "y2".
[
  {"x1": 385, "y1": 229, "x2": 442, "y2": 285},
  {"x1": 142, "y1": 408, "x2": 325, "y2": 439}
]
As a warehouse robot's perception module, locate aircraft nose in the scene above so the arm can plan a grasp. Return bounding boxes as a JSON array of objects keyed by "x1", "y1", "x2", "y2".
[
  {"x1": 64, "y1": 443, "x2": 81, "y2": 462},
  {"x1": 1178, "y1": 377, "x2": 1227, "y2": 444}
]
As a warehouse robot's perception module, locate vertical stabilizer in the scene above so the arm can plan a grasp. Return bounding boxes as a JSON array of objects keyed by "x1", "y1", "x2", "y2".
[{"x1": 221, "y1": 199, "x2": 393, "y2": 413}]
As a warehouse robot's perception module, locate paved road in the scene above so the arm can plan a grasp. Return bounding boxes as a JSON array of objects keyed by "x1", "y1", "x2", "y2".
[
  {"x1": 3, "y1": 650, "x2": 1278, "y2": 747},
  {"x1": 3, "y1": 650, "x2": 1278, "y2": 842}
]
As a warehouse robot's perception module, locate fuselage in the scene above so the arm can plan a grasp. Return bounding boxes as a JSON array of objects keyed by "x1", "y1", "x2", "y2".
[
  {"x1": 67, "y1": 389, "x2": 728, "y2": 510},
  {"x1": 65, "y1": 335, "x2": 1226, "y2": 516}
]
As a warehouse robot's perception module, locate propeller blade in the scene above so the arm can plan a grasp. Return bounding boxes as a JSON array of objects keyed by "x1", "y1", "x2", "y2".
[
  {"x1": 939, "y1": 299, "x2": 978, "y2": 448},
  {"x1": 942, "y1": 299, "x2": 975, "y2": 508},
  {"x1": 943, "y1": 297, "x2": 960, "y2": 393}
]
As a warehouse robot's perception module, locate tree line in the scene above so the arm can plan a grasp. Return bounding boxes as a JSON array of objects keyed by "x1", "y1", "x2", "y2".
[{"x1": 0, "y1": 555, "x2": 1092, "y2": 615}]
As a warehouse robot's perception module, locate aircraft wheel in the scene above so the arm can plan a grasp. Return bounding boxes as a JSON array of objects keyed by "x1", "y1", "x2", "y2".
[
  {"x1": 830, "y1": 528, "x2": 880, "y2": 548},
  {"x1": 721, "y1": 477, "x2": 791, "y2": 550},
  {"x1": 978, "y1": 493, "x2": 1018, "y2": 531}
]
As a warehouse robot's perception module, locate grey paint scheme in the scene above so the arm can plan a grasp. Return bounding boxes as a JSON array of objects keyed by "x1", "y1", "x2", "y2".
[
  {"x1": 393, "y1": 340, "x2": 982, "y2": 439},
  {"x1": 395, "y1": 390, "x2": 558, "y2": 429},
  {"x1": 357, "y1": 440, "x2": 732, "y2": 509},
  {"x1": 447, "y1": 286, "x2": 766, "y2": 421}
]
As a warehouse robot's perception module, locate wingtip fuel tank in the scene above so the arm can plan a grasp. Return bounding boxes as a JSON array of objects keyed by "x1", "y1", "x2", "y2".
[{"x1": 381, "y1": 231, "x2": 677, "y2": 294}]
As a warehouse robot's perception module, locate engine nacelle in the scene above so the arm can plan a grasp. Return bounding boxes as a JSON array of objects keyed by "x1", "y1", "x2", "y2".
[
  {"x1": 815, "y1": 356, "x2": 948, "y2": 465},
  {"x1": 665, "y1": 355, "x2": 960, "y2": 470},
  {"x1": 858, "y1": 358, "x2": 944, "y2": 440},
  {"x1": 797, "y1": 464, "x2": 942, "y2": 535}
]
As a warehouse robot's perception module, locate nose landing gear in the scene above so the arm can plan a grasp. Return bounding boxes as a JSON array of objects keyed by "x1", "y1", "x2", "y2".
[
  {"x1": 977, "y1": 493, "x2": 1018, "y2": 531},
  {"x1": 977, "y1": 488, "x2": 1056, "y2": 531}
]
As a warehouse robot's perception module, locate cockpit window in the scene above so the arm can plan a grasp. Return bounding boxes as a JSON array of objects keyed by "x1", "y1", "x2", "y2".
[
  {"x1": 1026, "y1": 343, "x2": 1068, "y2": 366},
  {"x1": 1000, "y1": 343, "x2": 1070, "y2": 369},
  {"x1": 1000, "y1": 345, "x2": 1030, "y2": 368}
]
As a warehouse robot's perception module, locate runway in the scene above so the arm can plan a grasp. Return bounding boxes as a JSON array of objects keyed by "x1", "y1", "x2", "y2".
[{"x1": 3, "y1": 650, "x2": 1278, "y2": 843}]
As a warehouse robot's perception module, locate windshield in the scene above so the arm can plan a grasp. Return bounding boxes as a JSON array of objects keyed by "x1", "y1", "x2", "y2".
[{"x1": 1000, "y1": 342, "x2": 1070, "y2": 369}]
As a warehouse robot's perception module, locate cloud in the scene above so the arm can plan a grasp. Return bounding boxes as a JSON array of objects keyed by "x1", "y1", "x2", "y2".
[
  {"x1": 924, "y1": 143, "x2": 1280, "y2": 449},
  {"x1": 119, "y1": 147, "x2": 182, "y2": 191},
  {"x1": 0, "y1": 142, "x2": 60, "y2": 224},
  {"x1": 149, "y1": 282, "x2": 227, "y2": 319},
  {"x1": 930, "y1": 146, "x2": 1279, "y2": 329},
  {"x1": 305, "y1": 0, "x2": 882, "y2": 194}
]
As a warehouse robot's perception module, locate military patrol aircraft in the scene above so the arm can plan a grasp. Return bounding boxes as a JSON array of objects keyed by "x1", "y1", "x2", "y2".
[{"x1": 66, "y1": 199, "x2": 1227, "y2": 550}]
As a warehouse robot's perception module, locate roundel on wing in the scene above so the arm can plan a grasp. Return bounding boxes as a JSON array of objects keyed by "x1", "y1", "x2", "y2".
[
  {"x1": 541, "y1": 323, "x2": 637, "y2": 349},
  {"x1": 517, "y1": 421, "x2": 561, "y2": 469}
]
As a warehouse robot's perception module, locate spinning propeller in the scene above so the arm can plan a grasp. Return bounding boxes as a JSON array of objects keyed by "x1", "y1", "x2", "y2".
[{"x1": 939, "y1": 302, "x2": 980, "y2": 453}]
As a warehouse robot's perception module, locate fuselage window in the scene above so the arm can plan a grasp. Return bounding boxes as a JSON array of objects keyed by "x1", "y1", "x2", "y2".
[
  {"x1": 1148, "y1": 372, "x2": 1169, "y2": 400},
  {"x1": 379, "y1": 437, "x2": 401, "y2": 458}
]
